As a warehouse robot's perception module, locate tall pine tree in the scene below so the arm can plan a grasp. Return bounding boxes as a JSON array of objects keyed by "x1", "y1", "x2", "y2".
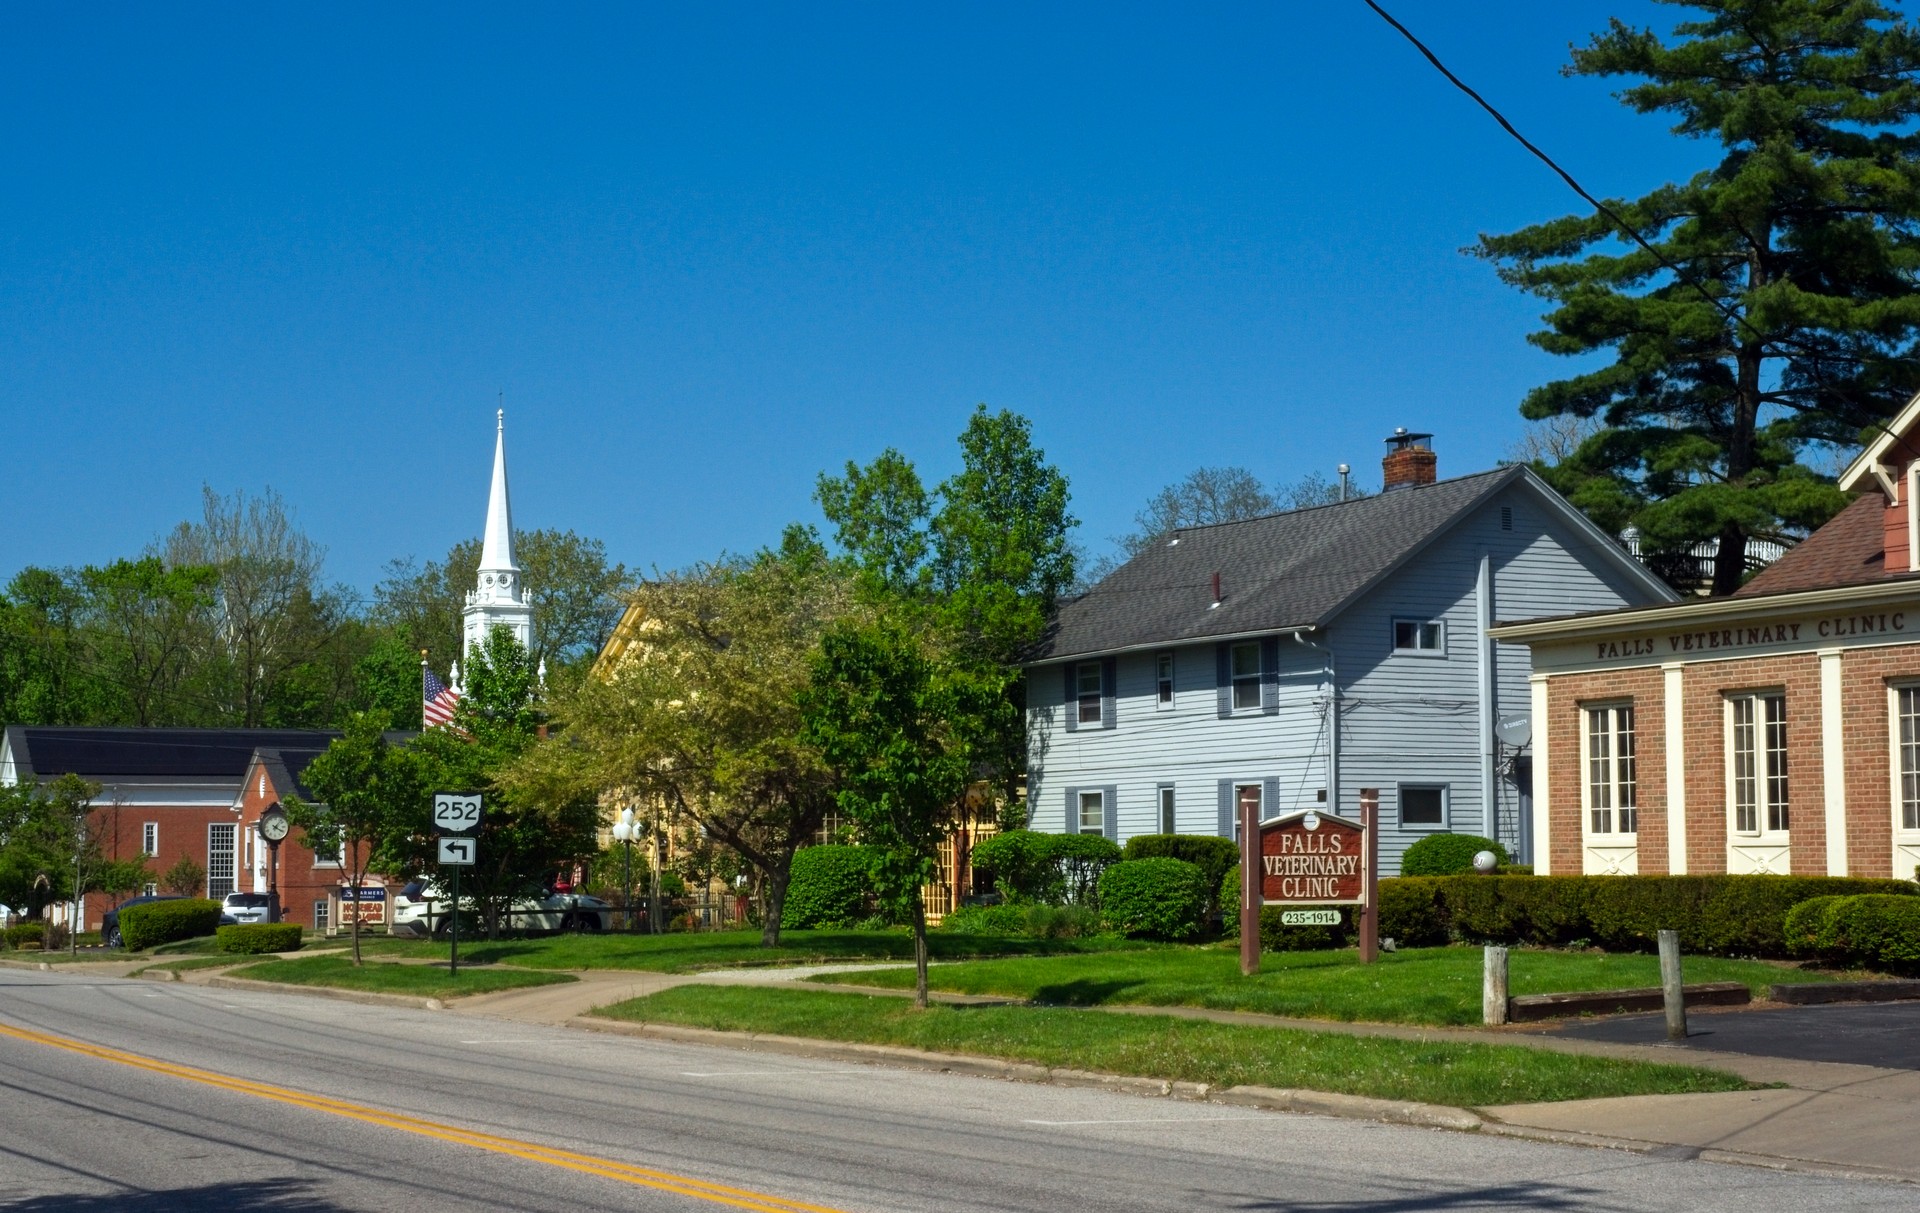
[{"x1": 1477, "y1": 1, "x2": 1920, "y2": 594}]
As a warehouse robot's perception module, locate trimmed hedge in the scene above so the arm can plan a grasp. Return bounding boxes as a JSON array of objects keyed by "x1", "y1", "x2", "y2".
[
  {"x1": 1785, "y1": 894, "x2": 1920, "y2": 974},
  {"x1": 969, "y1": 830, "x2": 1122, "y2": 906},
  {"x1": 1123, "y1": 834, "x2": 1239, "y2": 912},
  {"x1": 3, "y1": 923, "x2": 45, "y2": 948},
  {"x1": 216, "y1": 924, "x2": 304, "y2": 954},
  {"x1": 1378, "y1": 875, "x2": 1914, "y2": 956},
  {"x1": 1097, "y1": 858, "x2": 1208, "y2": 939},
  {"x1": 1400, "y1": 833, "x2": 1508, "y2": 876},
  {"x1": 939, "y1": 902, "x2": 1103, "y2": 939},
  {"x1": 781, "y1": 845, "x2": 879, "y2": 929},
  {"x1": 120, "y1": 899, "x2": 221, "y2": 951}
]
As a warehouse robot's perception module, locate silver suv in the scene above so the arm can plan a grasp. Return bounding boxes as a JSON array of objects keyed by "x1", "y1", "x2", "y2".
[{"x1": 220, "y1": 891, "x2": 273, "y2": 925}]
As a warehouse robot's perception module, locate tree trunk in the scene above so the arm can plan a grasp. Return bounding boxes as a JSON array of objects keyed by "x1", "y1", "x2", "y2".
[
  {"x1": 1711, "y1": 521, "x2": 1749, "y2": 597},
  {"x1": 760, "y1": 866, "x2": 789, "y2": 947},
  {"x1": 912, "y1": 889, "x2": 929, "y2": 1010}
]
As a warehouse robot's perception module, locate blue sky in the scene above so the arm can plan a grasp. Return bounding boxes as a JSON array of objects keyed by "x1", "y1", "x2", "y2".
[{"x1": 0, "y1": 1, "x2": 1705, "y2": 593}]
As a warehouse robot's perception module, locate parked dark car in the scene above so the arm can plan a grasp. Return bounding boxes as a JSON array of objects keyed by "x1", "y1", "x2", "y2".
[{"x1": 102, "y1": 894, "x2": 185, "y2": 948}]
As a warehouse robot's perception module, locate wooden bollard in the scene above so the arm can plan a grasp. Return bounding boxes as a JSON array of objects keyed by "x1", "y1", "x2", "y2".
[
  {"x1": 1483, "y1": 945, "x2": 1509, "y2": 1026},
  {"x1": 1659, "y1": 929, "x2": 1687, "y2": 1041}
]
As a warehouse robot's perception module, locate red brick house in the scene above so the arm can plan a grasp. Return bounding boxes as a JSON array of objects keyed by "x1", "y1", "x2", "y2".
[
  {"x1": 0, "y1": 726, "x2": 401, "y2": 931},
  {"x1": 1489, "y1": 399, "x2": 1920, "y2": 882}
]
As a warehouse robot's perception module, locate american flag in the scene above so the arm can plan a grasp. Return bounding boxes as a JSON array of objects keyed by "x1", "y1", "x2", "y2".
[{"x1": 423, "y1": 667, "x2": 462, "y2": 728}]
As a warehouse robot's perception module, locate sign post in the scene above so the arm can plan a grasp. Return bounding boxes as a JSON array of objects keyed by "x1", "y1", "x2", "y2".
[
  {"x1": 432, "y1": 793, "x2": 482, "y2": 978},
  {"x1": 1358, "y1": 788, "x2": 1380, "y2": 965},
  {"x1": 1239, "y1": 792, "x2": 1261, "y2": 976}
]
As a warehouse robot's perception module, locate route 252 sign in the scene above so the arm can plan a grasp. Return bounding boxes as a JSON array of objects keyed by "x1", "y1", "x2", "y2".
[
  {"x1": 1258, "y1": 810, "x2": 1365, "y2": 905},
  {"x1": 432, "y1": 792, "x2": 482, "y2": 835}
]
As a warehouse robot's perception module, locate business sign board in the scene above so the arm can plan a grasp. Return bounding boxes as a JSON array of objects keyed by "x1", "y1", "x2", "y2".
[{"x1": 1257, "y1": 810, "x2": 1365, "y2": 904}]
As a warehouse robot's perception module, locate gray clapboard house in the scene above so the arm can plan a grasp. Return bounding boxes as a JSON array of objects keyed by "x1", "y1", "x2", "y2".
[{"x1": 1024, "y1": 436, "x2": 1678, "y2": 873}]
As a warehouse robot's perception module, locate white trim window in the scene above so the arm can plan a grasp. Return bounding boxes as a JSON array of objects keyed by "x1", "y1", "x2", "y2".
[
  {"x1": 207, "y1": 823, "x2": 238, "y2": 899},
  {"x1": 1730, "y1": 691, "x2": 1789, "y2": 834},
  {"x1": 1392, "y1": 618, "x2": 1444, "y2": 654},
  {"x1": 141, "y1": 822, "x2": 158, "y2": 856},
  {"x1": 1156, "y1": 651, "x2": 1175, "y2": 708},
  {"x1": 1158, "y1": 785, "x2": 1176, "y2": 834},
  {"x1": 1399, "y1": 784, "x2": 1447, "y2": 829},
  {"x1": 141, "y1": 882, "x2": 158, "y2": 897},
  {"x1": 1078, "y1": 790, "x2": 1105, "y2": 836},
  {"x1": 1076, "y1": 662, "x2": 1103, "y2": 725},
  {"x1": 1230, "y1": 642, "x2": 1262, "y2": 710},
  {"x1": 1584, "y1": 704, "x2": 1638, "y2": 836},
  {"x1": 1896, "y1": 685, "x2": 1920, "y2": 832}
]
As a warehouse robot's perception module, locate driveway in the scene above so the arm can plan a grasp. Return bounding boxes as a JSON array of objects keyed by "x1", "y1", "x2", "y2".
[{"x1": 1549, "y1": 1000, "x2": 1920, "y2": 1070}]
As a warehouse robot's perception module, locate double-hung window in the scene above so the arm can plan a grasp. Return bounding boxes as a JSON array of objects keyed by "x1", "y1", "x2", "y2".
[
  {"x1": 1075, "y1": 662, "x2": 1103, "y2": 725},
  {"x1": 1230, "y1": 642, "x2": 1262, "y2": 710},
  {"x1": 1393, "y1": 618, "x2": 1443, "y2": 653},
  {"x1": 1156, "y1": 652, "x2": 1175, "y2": 708},
  {"x1": 1730, "y1": 692, "x2": 1789, "y2": 834},
  {"x1": 1585, "y1": 705, "x2": 1637, "y2": 835},
  {"x1": 141, "y1": 822, "x2": 158, "y2": 856},
  {"x1": 1078, "y1": 790, "x2": 1105, "y2": 836},
  {"x1": 1899, "y1": 687, "x2": 1920, "y2": 832}
]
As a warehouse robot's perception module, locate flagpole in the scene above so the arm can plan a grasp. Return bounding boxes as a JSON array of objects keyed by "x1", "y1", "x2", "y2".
[{"x1": 420, "y1": 649, "x2": 430, "y2": 730}]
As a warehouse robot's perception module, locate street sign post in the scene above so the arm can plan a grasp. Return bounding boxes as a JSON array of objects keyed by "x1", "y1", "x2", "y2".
[{"x1": 432, "y1": 792, "x2": 482, "y2": 978}]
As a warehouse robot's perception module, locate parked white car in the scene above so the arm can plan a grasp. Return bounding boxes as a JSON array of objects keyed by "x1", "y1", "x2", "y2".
[
  {"x1": 389, "y1": 880, "x2": 611, "y2": 938},
  {"x1": 220, "y1": 891, "x2": 273, "y2": 925}
]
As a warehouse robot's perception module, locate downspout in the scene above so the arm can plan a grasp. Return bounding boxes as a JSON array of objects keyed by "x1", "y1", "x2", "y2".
[
  {"x1": 1477, "y1": 553, "x2": 1497, "y2": 847},
  {"x1": 1294, "y1": 632, "x2": 1338, "y2": 812}
]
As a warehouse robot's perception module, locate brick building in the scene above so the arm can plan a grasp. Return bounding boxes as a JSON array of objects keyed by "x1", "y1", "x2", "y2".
[
  {"x1": 1489, "y1": 399, "x2": 1920, "y2": 881},
  {"x1": 0, "y1": 726, "x2": 398, "y2": 931}
]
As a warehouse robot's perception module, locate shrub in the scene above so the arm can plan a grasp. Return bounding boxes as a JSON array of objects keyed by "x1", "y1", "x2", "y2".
[
  {"x1": 3, "y1": 923, "x2": 45, "y2": 949},
  {"x1": 119, "y1": 899, "x2": 221, "y2": 951},
  {"x1": 1124, "y1": 834, "x2": 1240, "y2": 912},
  {"x1": 969, "y1": 830, "x2": 1122, "y2": 906},
  {"x1": 939, "y1": 902, "x2": 1104, "y2": 938},
  {"x1": 1400, "y1": 833, "x2": 1508, "y2": 877},
  {"x1": 1783, "y1": 895, "x2": 1847, "y2": 959},
  {"x1": 1813, "y1": 895, "x2": 1920, "y2": 974},
  {"x1": 1391, "y1": 874, "x2": 1911, "y2": 956},
  {"x1": 781, "y1": 846, "x2": 878, "y2": 929},
  {"x1": 42, "y1": 922, "x2": 68, "y2": 951},
  {"x1": 216, "y1": 924, "x2": 303, "y2": 954},
  {"x1": 1098, "y1": 858, "x2": 1208, "y2": 939},
  {"x1": 938, "y1": 902, "x2": 1030, "y2": 935}
]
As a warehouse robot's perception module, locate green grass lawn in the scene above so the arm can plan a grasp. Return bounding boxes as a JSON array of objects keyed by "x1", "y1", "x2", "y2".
[
  {"x1": 594, "y1": 985, "x2": 1751, "y2": 1106},
  {"x1": 132, "y1": 955, "x2": 252, "y2": 975},
  {"x1": 353, "y1": 928, "x2": 1157, "y2": 973},
  {"x1": 818, "y1": 945, "x2": 1838, "y2": 1026},
  {"x1": 233, "y1": 955, "x2": 577, "y2": 998}
]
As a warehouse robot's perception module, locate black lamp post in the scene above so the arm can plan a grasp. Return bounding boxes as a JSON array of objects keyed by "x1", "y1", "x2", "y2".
[{"x1": 258, "y1": 801, "x2": 290, "y2": 924}]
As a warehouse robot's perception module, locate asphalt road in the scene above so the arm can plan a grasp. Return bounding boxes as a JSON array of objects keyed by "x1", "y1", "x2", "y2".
[{"x1": 0, "y1": 969, "x2": 1911, "y2": 1213}]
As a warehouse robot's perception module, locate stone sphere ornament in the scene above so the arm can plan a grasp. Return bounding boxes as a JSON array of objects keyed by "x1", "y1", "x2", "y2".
[{"x1": 1473, "y1": 850, "x2": 1499, "y2": 874}]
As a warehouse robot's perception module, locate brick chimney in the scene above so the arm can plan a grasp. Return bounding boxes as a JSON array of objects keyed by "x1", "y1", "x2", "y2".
[{"x1": 1382, "y1": 428, "x2": 1436, "y2": 491}]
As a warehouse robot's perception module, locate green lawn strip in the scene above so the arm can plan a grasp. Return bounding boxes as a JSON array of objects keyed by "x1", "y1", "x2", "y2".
[
  {"x1": 233, "y1": 955, "x2": 576, "y2": 998},
  {"x1": 594, "y1": 985, "x2": 1750, "y2": 1106},
  {"x1": 352, "y1": 928, "x2": 1157, "y2": 973},
  {"x1": 819, "y1": 946, "x2": 1838, "y2": 1027},
  {"x1": 131, "y1": 955, "x2": 252, "y2": 975}
]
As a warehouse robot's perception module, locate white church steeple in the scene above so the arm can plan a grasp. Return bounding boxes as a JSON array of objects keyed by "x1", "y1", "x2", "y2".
[{"x1": 462, "y1": 409, "x2": 533, "y2": 661}]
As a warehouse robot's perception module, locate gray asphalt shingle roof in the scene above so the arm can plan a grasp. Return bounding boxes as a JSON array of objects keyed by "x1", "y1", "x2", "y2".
[{"x1": 1032, "y1": 467, "x2": 1526, "y2": 662}]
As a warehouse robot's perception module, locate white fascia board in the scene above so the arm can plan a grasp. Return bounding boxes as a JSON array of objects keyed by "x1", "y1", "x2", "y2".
[
  {"x1": 1839, "y1": 389, "x2": 1920, "y2": 491},
  {"x1": 1489, "y1": 575, "x2": 1920, "y2": 644},
  {"x1": 1028, "y1": 625, "x2": 1314, "y2": 669}
]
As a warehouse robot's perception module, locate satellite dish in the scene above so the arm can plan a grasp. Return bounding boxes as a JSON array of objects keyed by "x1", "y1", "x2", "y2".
[{"x1": 1495, "y1": 715, "x2": 1532, "y2": 748}]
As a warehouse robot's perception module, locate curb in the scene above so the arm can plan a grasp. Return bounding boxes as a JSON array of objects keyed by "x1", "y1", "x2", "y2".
[
  {"x1": 206, "y1": 974, "x2": 447, "y2": 1012},
  {"x1": 568, "y1": 1018, "x2": 1479, "y2": 1131},
  {"x1": 1477, "y1": 1120, "x2": 1919, "y2": 1185}
]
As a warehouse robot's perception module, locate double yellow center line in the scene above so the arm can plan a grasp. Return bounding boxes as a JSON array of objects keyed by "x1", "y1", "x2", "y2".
[{"x1": 0, "y1": 1021, "x2": 853, "y2": 1213}]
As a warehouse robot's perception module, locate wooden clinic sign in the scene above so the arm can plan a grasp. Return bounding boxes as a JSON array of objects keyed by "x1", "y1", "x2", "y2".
[{"x1": 1239, "y1": 790, "x2": 1381, "y2": 975}]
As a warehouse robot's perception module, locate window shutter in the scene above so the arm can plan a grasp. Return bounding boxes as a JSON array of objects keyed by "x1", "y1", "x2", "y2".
[
  {"x1": 1064, "y1": 787, "x2": 1080, "y2": 833},
  {"x1": 1100, "y1": 657, "x2": 1117, "y2": 730},
  {"x1": 1261, "y1": 637, "x2": 1280, "y2": 715},
  {"x1": 1263, "y1": 776, "x2": 1281, "y2": 822},
  {"x1": 1063, "y1": 664, "x2": 1078, "y2": 733},
  {"x1": 1217, "y1": 779, "x2": 1233, "y2": 838},
  {"x1": 1215, "y1": 644, "x2": 1232, "y2": 718},
  {"x1": 1102, "y1": 785, "x2": 1119, "y2": 841}
]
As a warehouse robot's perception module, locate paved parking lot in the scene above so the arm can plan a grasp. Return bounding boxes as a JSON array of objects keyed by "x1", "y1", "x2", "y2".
[{"x1": 1553, "y1": 1000, "x2": 1920, "y2": 1069}]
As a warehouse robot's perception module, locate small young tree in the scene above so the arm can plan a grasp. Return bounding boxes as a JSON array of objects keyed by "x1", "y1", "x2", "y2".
[
  {"x1": 287, "y1": 711, "x2": 424, "y2": 965},
  {"x1": 801, "y1": 620, "x2": 971, "y2": 1008},
  {"x1": 159, "y1": 855, "x2": 206, "y2": 897}
]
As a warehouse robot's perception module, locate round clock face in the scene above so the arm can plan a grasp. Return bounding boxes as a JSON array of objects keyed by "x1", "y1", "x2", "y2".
[{"x1": 260, "y1": 814, "x2": 290, "y2": 842}]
